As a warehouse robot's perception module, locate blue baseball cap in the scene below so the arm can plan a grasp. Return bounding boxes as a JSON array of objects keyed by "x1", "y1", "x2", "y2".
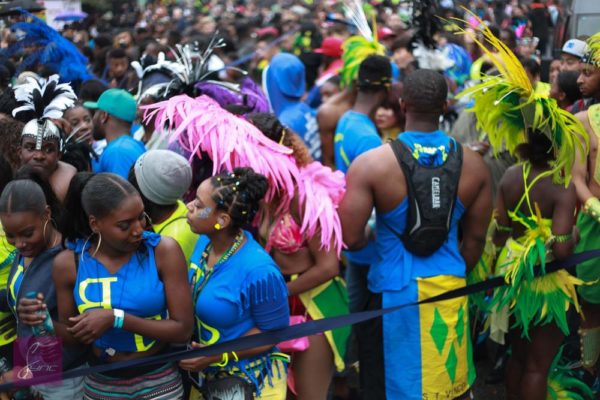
[{"x1": 83, "y1": 88, "x2": 137, "y2": 123}]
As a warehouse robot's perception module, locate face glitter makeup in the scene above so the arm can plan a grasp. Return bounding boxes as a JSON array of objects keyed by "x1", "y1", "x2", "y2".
[{"x1": 198, "y1": 207, "x2": 213, "y2": 220}]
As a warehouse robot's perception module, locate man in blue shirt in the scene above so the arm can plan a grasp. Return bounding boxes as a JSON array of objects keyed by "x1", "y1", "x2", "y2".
[
  {"x1": 334, "y1": 55, "x2": 391, "y2": 173},
  {"x1": 84, "y1": 89, "x2": 145, "y2": 178},
  {"x1": 334, "y1": 55, "x2": 391, "y2": 398}
]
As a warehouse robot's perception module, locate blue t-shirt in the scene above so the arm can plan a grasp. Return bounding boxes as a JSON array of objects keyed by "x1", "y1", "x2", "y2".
[
  {"x1": 93, "y1": 134, "x2": 146, "y2": 179},
  {"x1": 334, "y1": 111, "x2": 381, "y2": 173},
  {"x1": 189, "y1": 231, "x2": 289, "y2": 346},
  {"x1": 334, "y1": 110, "x2": 381, "y2": 264},
  {"x1": 72, "y1": 232, "x2": 167, "y2": 353}
]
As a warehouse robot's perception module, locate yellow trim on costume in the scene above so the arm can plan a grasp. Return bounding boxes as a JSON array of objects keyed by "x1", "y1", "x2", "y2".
[
  {"x1": 334, "y1": 133, "x2": 351, "y2": 168},
  {"x1": 8, "y1": 264, "x2": 23, "y2": 307}
]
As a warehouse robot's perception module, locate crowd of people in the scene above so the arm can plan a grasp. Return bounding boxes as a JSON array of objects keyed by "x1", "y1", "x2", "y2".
[{"x1": 0, "y1": 0, "x2": 597, "y2": 399}]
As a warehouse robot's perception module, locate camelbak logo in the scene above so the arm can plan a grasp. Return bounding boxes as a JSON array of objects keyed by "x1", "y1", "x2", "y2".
[{"x1": 432, "y1": 177, "x2": 441, "y2": 209}]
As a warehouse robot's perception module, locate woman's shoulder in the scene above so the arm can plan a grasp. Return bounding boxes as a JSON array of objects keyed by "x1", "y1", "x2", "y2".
[
  {"x1": 240, "y1": 233, "x2": 278, "y2": 266},
  {"x1": 52, "y1": 248, "x2": 77, "y2": 276}
]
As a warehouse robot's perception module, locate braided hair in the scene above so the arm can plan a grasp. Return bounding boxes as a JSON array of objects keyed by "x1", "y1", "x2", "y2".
[{"x1": 210, "y1": 167, "x2": 269, "y2": 229}]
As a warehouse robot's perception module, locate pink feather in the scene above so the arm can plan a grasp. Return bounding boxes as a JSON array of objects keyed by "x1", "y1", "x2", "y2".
[
  {"x1": 296, "y1": 162, "x2": 346, "y2": 256},
  {"x1": 143, "y1": 95, "x2": 299, "y2": 209},
  {"x1": 143, "y1": 96, "x2": 346, "y2": 256}
]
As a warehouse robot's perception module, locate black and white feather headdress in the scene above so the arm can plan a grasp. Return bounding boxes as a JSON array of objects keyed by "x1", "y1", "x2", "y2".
[{"x1": 12, "y1": 74, "x2": 77, "y2": 150}]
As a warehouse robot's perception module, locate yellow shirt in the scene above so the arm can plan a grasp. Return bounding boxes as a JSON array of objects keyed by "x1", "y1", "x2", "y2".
[{"x1": 152, "y1": 200, "x2": 198, "y2": 263}]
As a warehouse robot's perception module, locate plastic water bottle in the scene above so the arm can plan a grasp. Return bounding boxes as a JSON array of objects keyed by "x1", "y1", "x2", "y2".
[{"x1": 25, "y1": 292, "x2": 55, "y2": 336}]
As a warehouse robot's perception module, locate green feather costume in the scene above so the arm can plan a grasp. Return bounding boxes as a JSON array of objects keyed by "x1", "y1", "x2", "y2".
[{"x1": 453, "y1": 13, "x2": 590, "y2": 340}]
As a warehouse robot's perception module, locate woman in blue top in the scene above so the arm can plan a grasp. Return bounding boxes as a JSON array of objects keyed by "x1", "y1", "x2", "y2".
[
  {"x1": 180, "y1": 167, "x2": 290, "y2": 399},
  {"x1": 0, "y1": 176, "x2": 87, "y2": 399},
  {"x1": 52, "y1": 172, "x2": 193, "y2": 399}
]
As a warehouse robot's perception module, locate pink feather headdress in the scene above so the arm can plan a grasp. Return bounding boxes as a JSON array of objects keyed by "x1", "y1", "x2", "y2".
[
  {"x1": 143, "y1": 95, "x2": 346, "y2": 255},
  {"x1": 143, "y1": 94, "x2": 299, "y2": 209},
  {"x1": 297, "y1": 162, "x2": 346, "y2": 256}
]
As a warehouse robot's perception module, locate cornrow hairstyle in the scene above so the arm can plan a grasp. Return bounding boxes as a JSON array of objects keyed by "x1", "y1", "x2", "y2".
[
  {"x1": 247, "y1": 112, "x2": 313, "y2": 167},
  {"x1": 210, "y1": 167, "x2": 269, "y2": 229}
]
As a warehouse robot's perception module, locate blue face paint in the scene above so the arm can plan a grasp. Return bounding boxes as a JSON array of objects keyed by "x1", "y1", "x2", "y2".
[{"x1": 197, "y1": 207, "x2": 213, "y2": 220}]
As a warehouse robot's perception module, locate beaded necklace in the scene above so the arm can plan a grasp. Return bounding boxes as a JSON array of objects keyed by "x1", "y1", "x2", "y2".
[{"x1": 195, "y1": 230, "x2": 245, "y2": 296}]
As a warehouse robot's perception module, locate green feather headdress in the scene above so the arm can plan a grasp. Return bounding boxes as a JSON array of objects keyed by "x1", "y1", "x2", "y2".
[
  {"x1": 582, "y1": 31, "x2": 600, "y2": 67},
  {"x1": 453, "y1": 12, "x2": 588, "y2": 186},
  {"x1": 339, "y1": 0, "x2": 385, "y2": 88}
]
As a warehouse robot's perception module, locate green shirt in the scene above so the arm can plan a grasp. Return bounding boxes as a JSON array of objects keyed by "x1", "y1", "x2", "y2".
[{"x1": 152, "y1": 200, "x2": 199, "y2": 263}]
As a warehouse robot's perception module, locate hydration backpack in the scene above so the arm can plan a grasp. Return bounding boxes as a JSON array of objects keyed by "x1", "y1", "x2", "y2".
[{"x1": 386, "y1": 139, "x2": 463, "y2": 257}]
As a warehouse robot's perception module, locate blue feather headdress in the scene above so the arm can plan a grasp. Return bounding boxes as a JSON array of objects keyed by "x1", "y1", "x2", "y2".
[{"x1": 3, "y1": 10, "x2": 92, "y2": 83}]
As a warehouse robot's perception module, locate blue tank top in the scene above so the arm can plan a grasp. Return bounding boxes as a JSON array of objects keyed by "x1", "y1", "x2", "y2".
[
  {"x1": 72, "y1": 232, "x2": 167, "y2": 353},
  {"x1": 369, "y1": 131, "x2": 467, "y2": 293}
]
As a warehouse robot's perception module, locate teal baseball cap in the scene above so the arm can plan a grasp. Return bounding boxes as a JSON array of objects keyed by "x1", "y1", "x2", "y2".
[{"x1": 83, "y1": 88, "x2": 137, "y2": 123}]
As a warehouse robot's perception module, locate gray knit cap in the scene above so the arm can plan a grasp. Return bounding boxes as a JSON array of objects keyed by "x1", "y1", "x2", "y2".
[{"x1": 134, "y1": 150, "x2": 192, "y2": 205}]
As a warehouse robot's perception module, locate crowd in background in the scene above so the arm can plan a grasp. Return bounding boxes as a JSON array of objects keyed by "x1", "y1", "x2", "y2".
[{"x1": 0, "y1": 0, "x2": 596, "y2": 399}]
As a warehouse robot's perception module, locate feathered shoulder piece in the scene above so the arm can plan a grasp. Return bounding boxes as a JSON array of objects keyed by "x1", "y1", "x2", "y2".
[
  {"x1": 582, "y1": 32, "x2": 600, "y2": 67},
  {"x1": 12, "y1": 74, "x2": 76, "y2": 150},
  {"x1": 4, "y1": 11, "x2": 92, "y2": 83},
  {"x1": 339, "y1": 0, "x2": 385, "y2": 88},
  {"x1": 453, "y1": 11, "x2": 588, "y2": 186},
  {"x1": 142, "y1": 94, "x2": 299, "y2": 210},
  {"x1": 297, "y1": 162, "x2": 346, "y2": 256}
]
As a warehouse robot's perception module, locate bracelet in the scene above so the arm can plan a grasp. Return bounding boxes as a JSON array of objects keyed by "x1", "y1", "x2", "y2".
[
  {"x1": 113, "y1": 309, "x2": 125, "y2": 329},
  {"x1": 553, "y1": 233, "x2": 573, "y2": 243}
]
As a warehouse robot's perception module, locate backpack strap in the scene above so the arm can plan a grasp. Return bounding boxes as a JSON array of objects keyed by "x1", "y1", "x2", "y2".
[{"x1": 384, "y1": 139, "x2": 463, "y2": 247}]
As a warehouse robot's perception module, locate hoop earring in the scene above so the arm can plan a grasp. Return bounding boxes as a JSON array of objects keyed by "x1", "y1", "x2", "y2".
[
  {"x1": 143, "y1": 212, "x2": 153, "y2": 227},
  {"x1": 92, "y1": 233, "x2": 102, "y2": 257},
  {"x1": 42, "y1": 219, "x2": 49, "y2": 244}
]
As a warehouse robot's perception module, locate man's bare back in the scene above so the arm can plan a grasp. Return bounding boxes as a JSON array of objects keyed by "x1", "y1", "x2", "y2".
[
  {"x1": 359, "y1": 143, "x2": 489, "y2": 214},
  {"x1": 317, "y1": 88, "x2": 357, "y2": 167},
  {"x1": 49, "y1": 161, "x2": 76, "y2": 202},
  {"x1": 342, "y1": 141, "x2": 491, "y2": 269}
]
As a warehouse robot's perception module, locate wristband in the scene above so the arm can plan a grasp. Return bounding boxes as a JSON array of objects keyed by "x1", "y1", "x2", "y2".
[
  {"x1": 113, "y1": 309, "x2": 125, "y2": 329},
  {"x1": 553, "y1": 233, "x2": 573, "y2": 243},
  {"x1": 584, "y1": 197, "x2": 600, "y2": 224}
]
